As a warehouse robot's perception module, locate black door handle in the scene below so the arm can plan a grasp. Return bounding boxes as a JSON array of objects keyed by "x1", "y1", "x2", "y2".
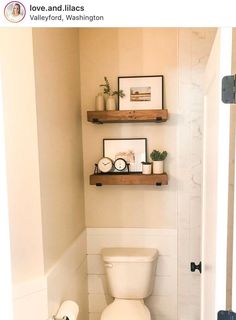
[{"x1": 190, "y1": 261, "x2": 202, "y2": 273}]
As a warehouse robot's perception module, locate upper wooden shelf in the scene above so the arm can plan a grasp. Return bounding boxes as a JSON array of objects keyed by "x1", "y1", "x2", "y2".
[{"x1": 87, "y1": 109, "x2": 168, "y2": 124}]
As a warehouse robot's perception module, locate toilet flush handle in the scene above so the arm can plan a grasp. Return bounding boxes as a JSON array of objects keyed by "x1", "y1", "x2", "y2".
[{"x1": 104, "y1": 263, "x2": 113, "y2": 268}]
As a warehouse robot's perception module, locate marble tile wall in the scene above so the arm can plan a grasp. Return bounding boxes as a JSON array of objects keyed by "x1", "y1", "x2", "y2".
[{"x1": 177, "y1": 28, "x2": 216, "y2": 319}]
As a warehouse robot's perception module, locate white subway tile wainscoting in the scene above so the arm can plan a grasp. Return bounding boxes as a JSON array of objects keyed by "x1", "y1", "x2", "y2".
[
  {"x1": 87, "y1": 228, "x2": 177, "y2": 320},
  {"x1": 47, "y1": 229, "x2": 88, "y2": 320},
  {"x1": 12, "y1": 230, "x2": 88, "y2": 320}
]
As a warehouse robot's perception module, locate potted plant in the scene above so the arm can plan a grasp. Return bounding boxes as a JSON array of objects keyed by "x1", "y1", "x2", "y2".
[
  {"x1": 150, "y1": 150, "x2": 167, "y2": 174},
  {"x1": 100, "y1": 76, "x2": 125, "y2": 110},
  {"x1": 141, "y1": 161, "x2": 152, "y2": 175}
]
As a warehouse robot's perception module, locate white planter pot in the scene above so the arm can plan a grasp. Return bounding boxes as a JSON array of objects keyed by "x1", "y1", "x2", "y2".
[
  {"x1": 153, "y1": 160, "x2": 164, "y2": 174},
  {"x1": 106, "y1": 96, "x2": 116, "y2": 111},
  {"x1": 142, "y1": 163, "x2": 152, "y2": 175}
]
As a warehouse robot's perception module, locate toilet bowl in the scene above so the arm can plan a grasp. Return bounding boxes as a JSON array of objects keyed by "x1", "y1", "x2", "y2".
[
  {"x1": 101, "y1": 299, "x2": 150, "y2": 320},
  {"x1": 100, "y1": 247, "x2": 158, "y2": 320}
]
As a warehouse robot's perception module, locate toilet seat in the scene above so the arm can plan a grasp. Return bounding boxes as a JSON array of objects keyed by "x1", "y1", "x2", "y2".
[{"x1": 101, "y1": 298, "x2": 151, "y2": 320}]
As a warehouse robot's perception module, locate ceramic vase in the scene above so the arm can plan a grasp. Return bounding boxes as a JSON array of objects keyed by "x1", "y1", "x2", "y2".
[
  {"x1": 95, "y1": 93, "x2": 105, "y2": 111},
  {"x1": 153, "y1": 160, "x2": 164, "y2": 174},
  {"x1": 142, "y1": 162, "x2": 152, "y2": 175},
  {"x1": 106, "y1": 96, "x2": 116, "y2": 111}
]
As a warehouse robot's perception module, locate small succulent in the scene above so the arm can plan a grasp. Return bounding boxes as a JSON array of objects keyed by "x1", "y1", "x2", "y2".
[
  {"x1": 100, "y1": 77, "x2": 125, "y2": 97},
  {"x1": 150, "y1": 150, "x2": 168, "y2": 161}
]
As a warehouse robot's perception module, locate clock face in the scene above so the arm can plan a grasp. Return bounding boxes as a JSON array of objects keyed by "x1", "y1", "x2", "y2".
[
  {"x1": 114, "y1": 158, "x2": 127, "y2": 171},
  {"x1": 98, "y1": 157, "x2": 113, "y2": 173}
]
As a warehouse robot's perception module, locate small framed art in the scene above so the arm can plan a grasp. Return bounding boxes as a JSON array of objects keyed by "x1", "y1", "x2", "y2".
[
  {"x1": 103, "y1": 138, "x2": 147, "y2": 172},
  {"x1": 118, "y1": 75, "x2": 164, "y2": 110}
]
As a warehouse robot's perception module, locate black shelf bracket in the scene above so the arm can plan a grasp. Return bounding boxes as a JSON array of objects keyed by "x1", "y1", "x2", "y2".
[
  {"x1": 95, "y1": 183, "x2": 102, "y2": 187},
  {"x1": 92, "y1": 118, "x2": 103, "y2": 124},
  {"x1": 155, "y1": 116, "x2": 163, "y2": 123}
]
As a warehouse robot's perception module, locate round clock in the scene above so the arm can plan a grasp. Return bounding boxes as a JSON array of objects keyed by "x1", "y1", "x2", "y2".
[
  {"x1": 97, "y1": 157, "x2": 113, "y2": 173},
  {"x1": 114, "y1": 158, "x2": 128, "y2": 172}
]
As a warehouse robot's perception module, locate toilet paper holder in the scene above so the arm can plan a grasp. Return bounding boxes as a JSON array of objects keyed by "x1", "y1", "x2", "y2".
[
  {"x1": 51, "y1": 299, "x2": 79, "y2": 320},
  {"x1": 52, "y1": 316, "x2": 69, "y2": 320}
]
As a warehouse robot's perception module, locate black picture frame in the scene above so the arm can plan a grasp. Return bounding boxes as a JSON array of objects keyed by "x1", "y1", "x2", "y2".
[
  {"x1": 103, "y1": 138, "x2": 147, "y2": 173},
  {"x1": 118, "y1": 75, "x2": 164, "y2": 110}
]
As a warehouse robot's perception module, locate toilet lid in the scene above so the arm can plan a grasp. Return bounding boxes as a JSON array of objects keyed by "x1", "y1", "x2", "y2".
[{"x1": 101, "y1": 299, "x2": 151, "y2": 320}]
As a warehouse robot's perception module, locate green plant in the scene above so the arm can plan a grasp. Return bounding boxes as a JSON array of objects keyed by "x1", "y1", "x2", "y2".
[
  {"x1": 150, "y1": 150, "x2": 168, "y2": 161},
  {"x1": 100, "y1": 77, "x2": 125, "y2": 97}
]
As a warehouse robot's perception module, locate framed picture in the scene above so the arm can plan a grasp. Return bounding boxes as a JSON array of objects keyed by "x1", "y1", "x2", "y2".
[
  {"x1": 118, "y1": 75, "x2": 164, "y2": 110},
  {"x1": 103, "y1": 138, "x2": 147, "y2": 172}
]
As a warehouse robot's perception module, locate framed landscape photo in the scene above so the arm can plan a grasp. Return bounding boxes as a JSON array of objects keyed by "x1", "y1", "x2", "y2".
[
  {"x1": 103, "y1": 138, "x2": 147, "y2": 172},
  {"x1": 118, "y1": 75, "x2": 164, "y2": 110}
]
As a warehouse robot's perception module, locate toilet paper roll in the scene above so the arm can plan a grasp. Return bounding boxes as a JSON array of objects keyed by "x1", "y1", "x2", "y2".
[{"x1": 55, "y1": 300, "x2": 79, "y2": 320}]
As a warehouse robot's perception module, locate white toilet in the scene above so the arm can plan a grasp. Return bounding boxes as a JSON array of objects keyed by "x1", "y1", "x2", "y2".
[{"x1": 101, "y1": 247, "x2": 158, "y2": 320}]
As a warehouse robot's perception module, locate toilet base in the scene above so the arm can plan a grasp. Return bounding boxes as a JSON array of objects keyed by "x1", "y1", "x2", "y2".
[{"x1": 101, "y1": 298, "x2": 151, "y2": 320}]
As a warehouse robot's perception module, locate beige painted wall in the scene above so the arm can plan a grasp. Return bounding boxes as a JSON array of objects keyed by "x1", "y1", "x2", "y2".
[
  {"x1": 33, "y1": 28, "x2": 85, "y2": 272},
  {"x1": 79, "y1": 28, "x2": 178, "y2": 228},
  {"x1": 0, "y1": 28, "x2": 45, "y2": 283}
]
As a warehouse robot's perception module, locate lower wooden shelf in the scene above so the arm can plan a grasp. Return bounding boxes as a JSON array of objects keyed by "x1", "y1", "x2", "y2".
[{"x1": 90, "y1": 173, "x2": 168, "y2": 186}]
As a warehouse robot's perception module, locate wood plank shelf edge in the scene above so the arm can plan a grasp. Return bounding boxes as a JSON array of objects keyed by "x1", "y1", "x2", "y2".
[
  {"x1": 87, "y1": 109, "x2": 168, "y2": 124},
  {"x1": 90, "y1": 173, "x2": 168, "y2": 186}
]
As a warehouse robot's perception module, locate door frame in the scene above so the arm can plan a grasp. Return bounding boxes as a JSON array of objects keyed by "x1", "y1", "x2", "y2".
[{"x1": 201, "y1": 27, "x2": 232, "y2": 320}]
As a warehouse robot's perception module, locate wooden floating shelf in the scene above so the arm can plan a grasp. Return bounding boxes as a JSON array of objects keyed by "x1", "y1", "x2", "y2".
[
  {"x1": 87, "y1": 109, "x2": 168, "y2": 124},
  {"x1": 90, "y1": 173, "x2": 168, "y2": 186}
]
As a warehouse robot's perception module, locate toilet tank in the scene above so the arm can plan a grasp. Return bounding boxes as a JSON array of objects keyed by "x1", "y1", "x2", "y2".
[{"x1": 101, "y1": 247, "x2": 158, "y2": 299}]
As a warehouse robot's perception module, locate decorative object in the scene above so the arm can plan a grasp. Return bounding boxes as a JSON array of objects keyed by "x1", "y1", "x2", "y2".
[
  {"x1": 100, "y1": 76, "x2": 125, "y2": 97},
  {"x1": 100, "y1": 76, "x2": 125, "y2": 111},
  {"x1": 106, "y1": 96, "x2": 116, "y2": 111},
  {"x1": 95, "y1": 93, "x2": 105, "y2": 111},
  {"x1": 97, "y1": 157, "x2": 114, "y2": 173},
  {"x1": 118, "y1": 75, "x2": 164, "y2": 110},
  {"x1": 153, "y1": 161, "x2": 164, "y2": 174},
  {"x1": 141, "y1": 161, "x2": 152, "y2": 175},
  {"x1": 103, "y1": 138, "x2": 147, "y2": 172},
  {"x1": 114, "y1": 158, "x2": 129, "y2": 172},
  {"x1": 150, "y1": 150, "x2": 167, "y2": 174}
]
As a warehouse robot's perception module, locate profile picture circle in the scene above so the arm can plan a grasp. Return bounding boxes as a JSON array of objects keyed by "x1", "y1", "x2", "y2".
[{"x1": 4, "y1": 1, "x2": 26, "y2": 23}]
